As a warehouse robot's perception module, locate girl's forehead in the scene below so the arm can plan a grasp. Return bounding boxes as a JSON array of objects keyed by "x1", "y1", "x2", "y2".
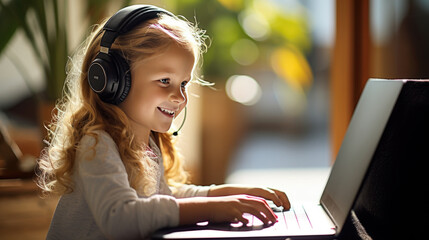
[
  {"x1": 132, "y1": 43, "x2": 195, "y2": 73},
  {"x1": 143, "y1": 42, "x2": 193, "y2": 60}
]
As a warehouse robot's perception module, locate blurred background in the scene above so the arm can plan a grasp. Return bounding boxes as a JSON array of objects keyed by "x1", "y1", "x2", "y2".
[{"x1": 1, "y1": 0, "x2": 429, "y2": 239}]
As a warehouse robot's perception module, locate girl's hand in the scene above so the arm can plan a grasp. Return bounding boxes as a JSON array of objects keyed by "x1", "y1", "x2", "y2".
[
  {"x1": 208, "y1": 184, "x2": 290, "y2": 211},
  {"x1": 177, "y1": 195, "x2": 278, "y2": 226}
]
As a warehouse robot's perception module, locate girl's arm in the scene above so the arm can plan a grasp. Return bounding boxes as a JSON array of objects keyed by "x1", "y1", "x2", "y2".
[
  {"x1": 170, "y1": 184, "x2": 212, "y2": 198},
  {"x1": 78, "y1": 132, "x2": 282, "y2": 237},
  {"x1": 208, "y1": 184, "x2": 291, "y2": 210}
]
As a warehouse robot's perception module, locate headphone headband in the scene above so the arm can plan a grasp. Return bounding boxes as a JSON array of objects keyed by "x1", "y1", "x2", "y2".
[{"x1": 100, "y1": 5, "x2": 173, "y2": 52}]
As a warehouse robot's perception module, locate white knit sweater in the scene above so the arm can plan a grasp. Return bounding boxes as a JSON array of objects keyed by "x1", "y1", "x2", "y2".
[{"x1": 47, "y1": 131, "x2": 211, "y2": 240}]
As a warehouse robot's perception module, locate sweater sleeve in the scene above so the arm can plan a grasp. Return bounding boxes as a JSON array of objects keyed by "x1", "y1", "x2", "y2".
[
  {"x1": 76, "y1": 132, "x2": 179, "y2": 239},
  {"x1": 172, "y1": 184, "x2": 213, "y2": 198}
]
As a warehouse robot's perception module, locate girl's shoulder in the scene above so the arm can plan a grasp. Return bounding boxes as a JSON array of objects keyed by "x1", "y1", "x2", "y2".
[
  {"x1": 78, "y1": 130, "x2": 119, "y2": 156},
  {"x1": 80, "y1": 130, "x2": 115, "y2": 146},
  {"x1": 76, "y1": 130, "x2": 125, "y2": 172}
]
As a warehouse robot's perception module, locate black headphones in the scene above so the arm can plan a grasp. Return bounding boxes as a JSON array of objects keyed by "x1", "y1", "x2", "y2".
[{"x1": 88, "y1": 5, "x2": 173, "y2": 105}]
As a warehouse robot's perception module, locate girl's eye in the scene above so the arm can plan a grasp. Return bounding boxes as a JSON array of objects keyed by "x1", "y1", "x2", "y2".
[
  {"x1": 159, "y1": 78, "x2": 170, "y2": 85},
  {"x1": 181, "y1": 81, "x2": 188, "y2": 88}
]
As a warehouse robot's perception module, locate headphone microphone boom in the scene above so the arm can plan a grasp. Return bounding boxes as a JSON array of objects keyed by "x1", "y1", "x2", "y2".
[{"x1": 172, "y1": 106, "x2": 187, "y2": 136}]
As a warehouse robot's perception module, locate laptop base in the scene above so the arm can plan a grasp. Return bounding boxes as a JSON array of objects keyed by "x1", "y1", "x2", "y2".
[{"x1": 153, "y1": 204, "x2": 336, "y2": 240}]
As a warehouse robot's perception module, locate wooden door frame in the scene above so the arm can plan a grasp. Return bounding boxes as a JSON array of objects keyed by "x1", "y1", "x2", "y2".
[{"x1": 331, "y1": 0, "x2": 370, "y2": 160}]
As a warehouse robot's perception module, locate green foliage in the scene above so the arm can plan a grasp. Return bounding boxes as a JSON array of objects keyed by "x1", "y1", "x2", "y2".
[
  {"x1": 0, "y1": 0, "x2": 68, "y2": 101},
  {"x1": 167, "y1": 0, "x2": 311, "y2": 82}
]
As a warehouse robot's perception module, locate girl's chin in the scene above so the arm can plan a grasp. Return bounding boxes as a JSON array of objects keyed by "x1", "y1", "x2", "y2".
[{"x1": 151, "y1": 125, "x2": 173, "y2": 134}]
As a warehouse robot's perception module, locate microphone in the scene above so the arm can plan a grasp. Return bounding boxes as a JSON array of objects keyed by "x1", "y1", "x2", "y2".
[{"x1": 173, "y1": 106, "x2": 187, "y2": 136}]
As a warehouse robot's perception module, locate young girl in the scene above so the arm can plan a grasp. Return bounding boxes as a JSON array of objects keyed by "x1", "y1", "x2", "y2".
[{"x1": 38, "y1": 4, "x2": 290, "y2": 239}]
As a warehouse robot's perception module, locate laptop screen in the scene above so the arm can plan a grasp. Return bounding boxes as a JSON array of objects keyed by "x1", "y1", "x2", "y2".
[{"x1": 320, "y1": 79, "x2": 404, "y2": 233}]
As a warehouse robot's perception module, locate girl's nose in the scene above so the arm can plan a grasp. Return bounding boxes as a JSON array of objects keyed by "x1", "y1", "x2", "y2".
[{"x1": 169, "y1": 87, "x2": 186, "y2": 104}]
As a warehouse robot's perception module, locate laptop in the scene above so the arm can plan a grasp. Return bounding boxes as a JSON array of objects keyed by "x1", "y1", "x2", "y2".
[{"x1": 153, "y1": 79, "x2": 407, "y2": 239}]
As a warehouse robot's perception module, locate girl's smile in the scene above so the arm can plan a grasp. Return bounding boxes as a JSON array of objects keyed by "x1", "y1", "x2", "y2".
[
  {"x1": 119, "y1": 42, "x2": 195, "y2": 144},
  {"x1": 157, "y1": 107, "x2": 176, "y2": 118}
]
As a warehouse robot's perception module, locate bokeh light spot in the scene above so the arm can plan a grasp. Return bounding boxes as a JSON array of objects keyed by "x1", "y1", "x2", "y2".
[
  {"x1": 226, "y1": 75, "x2": 262, "y2": 106},
  {"x1": 230, "y1": 38, "x2": 259, "y2": 66}
]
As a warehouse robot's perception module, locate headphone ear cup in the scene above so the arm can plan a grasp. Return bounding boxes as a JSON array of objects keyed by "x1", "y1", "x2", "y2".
[
  {"x1": 117, "y1": 71, "x2": 131, "y2": 104},
  {"x1": 109, "y1": 51, "x2": 131, "y2": 104},
  {"x1": 88, "y1": 51, "x2": 131, "y2": 105},
  {"x1": 88, "y1": 53, "x2": 119, "y2": 103}
]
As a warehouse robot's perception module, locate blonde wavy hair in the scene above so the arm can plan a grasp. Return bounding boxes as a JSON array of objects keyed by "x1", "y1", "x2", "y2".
[{"x1": 37, "y1": 12, "x2": 208, "y2": 196}]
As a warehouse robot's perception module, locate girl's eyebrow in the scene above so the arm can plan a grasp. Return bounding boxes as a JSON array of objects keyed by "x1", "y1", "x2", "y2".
[
  {"x1": 155, "y1": 66, "x2": 175, "y2": 75},
  {"x1": 155, "y1": 68, "x2": 192, "y2": 80}
]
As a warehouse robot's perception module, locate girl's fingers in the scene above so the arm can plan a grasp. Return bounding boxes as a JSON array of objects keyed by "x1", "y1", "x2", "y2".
[
  {"x1": 249, "y1": 208, "x2": 276, "y2": 225},
  {"x1": 245, "y1": 195, "x2": 276, "y2": 216},
  {"x1": 267, "y1": 189, "x2": 283, "y2": 207},
  {"x1": 247, "y1": 187, "x2": 284, "y2": 208},
  {"x1": 259, "y1": 187, "x2": 290, "y2": 210},
  {"x1": 233, "y1": 209, "x2": 249, "y2": 225},
  {"x1": 270, "y1": 188, "x2": 291, "y2": 210},
  {"x1": 215, "y1": 194, "x2": 280, "y2": 225},
  {"x1": 240, "y1": 196, "x2": 277, "y2": 224}
]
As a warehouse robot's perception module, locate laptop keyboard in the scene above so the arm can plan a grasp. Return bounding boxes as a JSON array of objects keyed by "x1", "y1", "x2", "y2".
[
  {"x1": 286, "y1": 206, "x2": 312, "y2": 230},
  {"x1": 230, "y1": 206, "x2": 313, "y2": 231}
]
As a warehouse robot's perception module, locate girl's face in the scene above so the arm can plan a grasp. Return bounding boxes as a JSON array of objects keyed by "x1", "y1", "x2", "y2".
[{"x1": 119, "y1": 42, "x2": 195, "y2": 144}]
